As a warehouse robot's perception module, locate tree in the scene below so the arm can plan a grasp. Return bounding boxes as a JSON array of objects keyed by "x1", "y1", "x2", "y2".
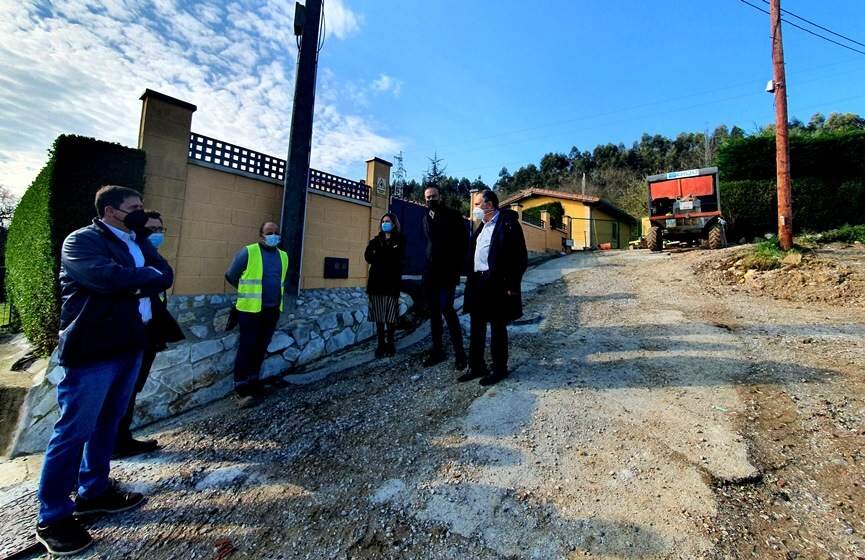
[
  {"x1": 823, "y1": 112, "x2": 865, "y2": 132},
  {"x1": 422, "y1": 152, "x2": 447, "y2": 189},
  {"x1": 0, "y1": 185, "x2": 19, "y2": 228},
  {"x1": 494, "y1": 167, "x2": 514, "y2": 194}
]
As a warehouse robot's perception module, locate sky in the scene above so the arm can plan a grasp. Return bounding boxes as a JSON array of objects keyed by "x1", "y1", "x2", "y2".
[{"x1": 2, "y1": 0, "x2": 865, "y2": 197}]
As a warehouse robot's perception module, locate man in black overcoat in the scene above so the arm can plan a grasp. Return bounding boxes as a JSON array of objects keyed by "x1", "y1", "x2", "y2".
[
  {"x1": 421, "y1": 185, "x2": 469, "y2": 370},
  {"x1": 459, "y1": 189, "x2": 528, "y2": 386}
]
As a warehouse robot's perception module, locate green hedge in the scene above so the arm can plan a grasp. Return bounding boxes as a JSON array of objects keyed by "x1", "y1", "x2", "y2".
[
  {"x1": 718, "y1": 131, "x2": 865, "y2": 180},
  {"x1": 721, "y1": 178, "x2": 865, "y2": 241},
  {"x1": 717, "y1": 131, "x2": 865, "y2": 241},
  {"x1": 5, "y1": 135, "x2": 146, "y2": 355}
]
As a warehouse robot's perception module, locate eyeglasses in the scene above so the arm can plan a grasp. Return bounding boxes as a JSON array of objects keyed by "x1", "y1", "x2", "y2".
[{"x1": 146, "y1": 227, "x2": 166, "y2": 233}]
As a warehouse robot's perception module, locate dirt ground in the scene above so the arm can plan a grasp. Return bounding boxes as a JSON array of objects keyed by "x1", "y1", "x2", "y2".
[{"x1": 2, "y1": 248, "x2": 864, "y2": 559}]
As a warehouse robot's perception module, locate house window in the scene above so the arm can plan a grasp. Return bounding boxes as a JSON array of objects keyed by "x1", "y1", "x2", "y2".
[{"x1": 611, "y1": 222, "x2": 619, "y2": 247}]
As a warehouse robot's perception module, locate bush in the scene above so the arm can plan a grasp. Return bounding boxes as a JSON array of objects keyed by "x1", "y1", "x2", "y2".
[
  {"x1": 717, "y1": 131, "x2": 865, "y2": 181},
  {"x1": 5, "y1": 135, "x2": 145, "y2": 355},
  {"x1": 720, "y1": 178, "x2": 865, "y2": 242}
]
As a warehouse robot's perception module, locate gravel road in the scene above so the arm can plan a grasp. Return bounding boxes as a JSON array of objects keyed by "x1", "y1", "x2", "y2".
[{"x1": 3, "y1": 249, "x2": 863, "y2": 560}]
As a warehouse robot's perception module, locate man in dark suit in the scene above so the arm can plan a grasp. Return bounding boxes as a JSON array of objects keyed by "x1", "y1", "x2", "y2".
[
  {"x1": 113, "y1": 210, "x2": 185, "y2": 458},
  {"x1": 421, "y1": 185, "x2": 469, "y2": 370},
  {"x1": 459, "y1": 189, "x2": 528, "y2": 386},
  {"x1": 36, "y1": 186, "x2": 174, "y2": 556}
]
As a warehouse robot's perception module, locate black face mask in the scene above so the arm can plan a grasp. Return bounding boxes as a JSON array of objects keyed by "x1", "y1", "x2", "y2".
[
  {"x1": 427, "y1": 199, "x2": 440, "y2": 211},
  {"x1": 120, "y1": 209, "x2": 148, "y2": 231}
]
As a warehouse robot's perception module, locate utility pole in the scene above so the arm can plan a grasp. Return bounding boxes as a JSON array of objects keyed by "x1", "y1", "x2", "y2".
[
  {"x1": 771, "y1": 0, "x2": 793, "y2": 250},
  {"x1": 280, "y1": 0, "x2": 323, "y2": 296}
]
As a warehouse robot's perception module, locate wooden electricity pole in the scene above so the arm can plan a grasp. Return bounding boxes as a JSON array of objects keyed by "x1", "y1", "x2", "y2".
[{"x1": 771, "y1": 0, "x2": 793, "y2": 250}]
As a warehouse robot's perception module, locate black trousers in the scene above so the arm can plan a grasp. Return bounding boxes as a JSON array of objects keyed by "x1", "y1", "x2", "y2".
[
  {"x1": 116, "y1": 329, "x2": 158, "y2": 444},
  {"x1": 468, "y1": 274, "x2": 509, "y2": 375},
  {"x1": 427, "y1": 283, "x2": 465, "y2": 358},
  {"x1": 234, "y1": 306, "x2": 280, "y2": 394}
]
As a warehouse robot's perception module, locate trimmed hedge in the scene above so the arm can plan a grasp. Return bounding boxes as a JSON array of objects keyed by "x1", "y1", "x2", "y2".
[
  {"x1": 718, "y1": 131, "x2": 865, "y2": 181},
  {"x1": 720, "y1": 178, "x2": 865, "y2": 241},
  {"x1": 5, "y1": 135, "x2": 146, "y2": 355},
  {"x1": 718, "y1": 131, "x2": 865, "y2": 241}
]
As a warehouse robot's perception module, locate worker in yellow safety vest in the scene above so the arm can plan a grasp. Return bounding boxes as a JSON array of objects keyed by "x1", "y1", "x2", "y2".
[{"x1": 225, "y1": 221, "x2": 289, "y2": 408}]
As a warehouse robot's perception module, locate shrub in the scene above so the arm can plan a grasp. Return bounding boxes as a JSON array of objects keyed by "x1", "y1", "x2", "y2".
[
  {"x1": 523, "y1": 201, "x2": 565, "y2": 229},
  {"x1": 5, "y1": 135, "x2": 145, "y2": 355}
]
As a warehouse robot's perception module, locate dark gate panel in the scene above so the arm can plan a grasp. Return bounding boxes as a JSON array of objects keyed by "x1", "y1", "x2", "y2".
[{"x1": 389, "y1": 197, "x2": 472, "y2": 277}]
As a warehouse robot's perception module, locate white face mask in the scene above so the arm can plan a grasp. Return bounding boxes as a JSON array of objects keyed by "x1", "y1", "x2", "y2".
[{"x1": 472, "y1": 207, "x2": 485, "y2": 221}]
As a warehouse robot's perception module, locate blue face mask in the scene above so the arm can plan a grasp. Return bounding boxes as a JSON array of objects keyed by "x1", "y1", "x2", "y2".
[
  {"x1": 264, "y1": 233, "x2": 281, "y2": 247},
  {"x1": 381, "y1": 222, "x2": 394, "y2": 233},
  {"x1": 148, "y1": 232, "x2": 165, "y2": 249}
]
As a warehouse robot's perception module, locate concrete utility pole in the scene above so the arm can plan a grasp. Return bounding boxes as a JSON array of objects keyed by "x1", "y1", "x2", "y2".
[
  {"x1": 771, "y1": 0, "x2": 794, "y2": 250},
  {"x1": 280, "y1": 0, "x2": 323, "y2": 296}
]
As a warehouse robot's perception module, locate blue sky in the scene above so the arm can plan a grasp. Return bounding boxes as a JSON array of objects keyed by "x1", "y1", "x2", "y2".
[{"x1": 2, "y1": 0, "x2": 865, "y2": 196}]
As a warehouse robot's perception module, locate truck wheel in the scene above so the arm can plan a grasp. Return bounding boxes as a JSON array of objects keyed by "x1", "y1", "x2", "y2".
[
  {"x1": 708, "y1": 223, "x2": 726, "y2": 250},
  {"x1": 648, "y1": 227, "x2": 663, "y2": 252}
]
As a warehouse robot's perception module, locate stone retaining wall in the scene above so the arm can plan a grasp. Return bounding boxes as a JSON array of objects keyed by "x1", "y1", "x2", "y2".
[{"x1": 7, "y1": 288, "x2": 410, "y2": 457}]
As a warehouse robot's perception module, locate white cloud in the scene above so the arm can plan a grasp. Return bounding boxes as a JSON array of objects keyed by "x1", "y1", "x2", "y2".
[
  {"x1": 372, "y1": 73, "x2": 403, "y2": 97},
  {"x1": 0, "y1": 0, "x2": 395, "y2": 196}
]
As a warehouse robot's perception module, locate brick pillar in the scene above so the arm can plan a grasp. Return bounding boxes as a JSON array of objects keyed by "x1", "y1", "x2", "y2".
[
  {"x1": 540, "y1": 210, "x2": 551, "y2": 230},
  {"x1": 137, "y1": 89, "x2": 196, "y2": 287},
  {"x1": 510, "y1": 203, "x2": 523, "y2": 222},
  {"x1": 366, "y1": 157, "x2": 392, "y2": 237}
]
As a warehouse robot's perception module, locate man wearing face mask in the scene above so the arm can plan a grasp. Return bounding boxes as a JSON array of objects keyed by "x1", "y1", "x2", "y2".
[
  {"x1": 225, "y1": 221, "x2": 289, "y2": 408},
  {"x1": 422, "y1": 186, "x2": 469, "y2": 371},
  {"x1": 36, "y1": 186, "x2": 174, "y2": 556},
  {"x1": 460, "y1": 189, "x2": 527, "y2": 386},
  {"x1": 113, "y1": 211, "x2": 184, "y2": 458}
]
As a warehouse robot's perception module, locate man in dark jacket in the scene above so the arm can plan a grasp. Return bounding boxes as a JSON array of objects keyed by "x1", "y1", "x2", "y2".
[
  {"x1": 421, "y1": 186, "x2": 468, "y2": 370},
  {"x1": 113, "y1": 210, "x2": 184, "y2": 458},
  {"x1": 36, "y1": 186, "x2": 174, "y2": 556},
  {"x1": 459, "y1": 189, "x2": 528, "y2": 386}
]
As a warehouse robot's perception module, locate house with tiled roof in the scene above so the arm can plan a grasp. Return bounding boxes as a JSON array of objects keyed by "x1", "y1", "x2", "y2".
[{"x1": 500, "y1": 188, "x2": 637, "y2": 251}]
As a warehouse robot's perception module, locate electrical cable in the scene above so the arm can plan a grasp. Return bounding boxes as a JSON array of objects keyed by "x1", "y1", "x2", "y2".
[
  {"x1": 739, "y1": 0, "x2": 865, "y2": 56},
  {"x1": 759, "y1": 0, "x2": 865, "y2": 49}
]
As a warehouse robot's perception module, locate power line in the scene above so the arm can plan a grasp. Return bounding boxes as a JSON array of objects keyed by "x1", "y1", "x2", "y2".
[
  {"x1": 739, "y1": 0, "x2": 865, "y2": 56},
  {"x1": 759, "y1": 0, "x2": 865, "y2": 49}
]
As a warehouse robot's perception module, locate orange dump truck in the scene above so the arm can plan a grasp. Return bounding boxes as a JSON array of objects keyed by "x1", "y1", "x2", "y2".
[{"x1": 646, "y1": 167, "x2": 726, "y2": 251}]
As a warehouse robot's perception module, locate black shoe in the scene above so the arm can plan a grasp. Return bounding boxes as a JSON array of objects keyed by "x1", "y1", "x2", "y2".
[
  {"x1": 457, "y1": 368, "x2": 487, "y2": 383},
  {"x1": 375, "y1": 345, "x2": 386, "y2": 359},
  {"x1": 35, "y1": 516, "x2": 93, "y2": 556},
  {"x1": 422, "y1": 351, "x2": 447, "y2": 368},
  {"x1": 454, "y1": 354, "x2": 468, "y2": 371},
  {"x1": 385, "y1": 342, "x2": 396, "y2": 357},
  {"x1": 74, "y1": 483, "x2": 145, "y2": 517},
  {"x1": 112, "y1": 438, "x2": 159, "y2": 459},
  {"x1": 479, "y1": 372, "x2": 508, "y2": 386}
]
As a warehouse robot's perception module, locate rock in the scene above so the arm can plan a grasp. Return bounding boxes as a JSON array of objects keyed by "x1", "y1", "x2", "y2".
[
  {"x1": 195, "y1": 466, "x2": 249, "y2": 490},
  {"x1": 289, "y1": 322, "x2": 311, "y2": 347},
  {"x1": 221, "y1": 333, "x2": 240, "y2": 351},
  {"x1": 326, "y1": 328, "x2": 355, "y2": 354},
  {"x1": 212, "y1": 309, "x2": 231, "y2": 332},
  {"x1": 177, "y1": 311, "x2": 197, "y2": 324},
  {"x1": 209, "y1": 295, "x2": 225, "y2": 305},
  {"x1": 189, "y1": 325, "x2": 209, "y2": 339},
  {"x1": 782, "y1": 252, "x2": 802, "y2": 266},
  {"x1": 410, "y1": 374, "x2": 421, "y2": 381},
  {"x1": 353, "y1": 310, "x2": 364, "y2": 323},
  {"x1": 316, "y1": 312, "x2": 338, "y2": 331},
  {"x1": 45, "y1": 364, "x2": 66, "y2": 385},
  {"x1": 355, "y1": 321, "x2": 375, "y2": 342},
  {"x1": 340, "y1": 311, "x2": 355, "y2": 327},
  {"x1": 371, "y1": 479, "x2": 407, "y2": 505},
  {"x1": 282, "y1": 347, "x2": 301, "y2": 364},
  {"x1": 297, "y1": 337, "x2": 325, "y2": 366},
  {"x1": 261, "y1": 355, "x2": 288, "y2": 379},
  {"x1": 151, "y1": 345, "x2": 191, "y2": 371},
  {"x1": 267, "y1": 332, "x2": 295, "y2": 353},
  {"x1": 190, "y1": 339, "x2": 224, "y2": 363}
]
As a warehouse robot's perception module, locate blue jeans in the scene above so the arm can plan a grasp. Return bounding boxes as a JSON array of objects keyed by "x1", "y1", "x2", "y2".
[{"x1": 37, "y1": 350, "x2": 143, "y2": 524}]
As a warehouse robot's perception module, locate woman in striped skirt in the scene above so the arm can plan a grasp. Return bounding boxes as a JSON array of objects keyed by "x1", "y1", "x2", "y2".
[{"x1": 364, "y1": 213, "x2": 405, "y2": 357}]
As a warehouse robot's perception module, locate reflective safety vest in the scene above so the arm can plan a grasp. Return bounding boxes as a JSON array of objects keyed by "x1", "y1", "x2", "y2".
[{"x1": 236, "y1": 243, "x2": 289, "y2": 313}]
